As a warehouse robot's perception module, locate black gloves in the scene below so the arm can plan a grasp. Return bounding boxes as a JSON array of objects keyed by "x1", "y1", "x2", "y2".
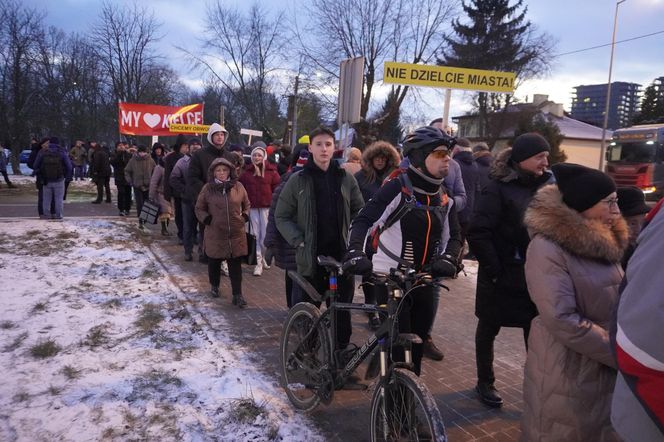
[
  {"x1": 430, "y1": 254, "x2": 458, "y2": 278},
  {"x1": 203, "y1": 215, "x2": 212, "y2": 226},
  {"x1": 342, "y1": 249, "x2": 373, "y2": 275}
]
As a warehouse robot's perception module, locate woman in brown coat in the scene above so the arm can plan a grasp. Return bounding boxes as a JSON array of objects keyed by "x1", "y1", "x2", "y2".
[
  {"x1": 196, "y1": 158, "x2": 251, "y2": 307},
  {"x1": 521, "y1": 163, "x2": 628, "y2": 441}
]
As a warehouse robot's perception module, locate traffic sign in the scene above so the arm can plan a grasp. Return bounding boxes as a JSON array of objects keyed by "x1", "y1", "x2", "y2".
[{"x1": 383, "y1": 62, "x2": 515, "y2": 94}]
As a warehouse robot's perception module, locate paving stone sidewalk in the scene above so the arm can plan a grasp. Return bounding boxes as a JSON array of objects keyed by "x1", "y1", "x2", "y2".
[{"x1": 150, "y1": 233, "x2": 528, "y2": 442}]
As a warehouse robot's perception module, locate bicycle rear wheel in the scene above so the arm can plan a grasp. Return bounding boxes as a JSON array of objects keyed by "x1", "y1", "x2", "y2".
[
  {"x1": 370, "y1": 368, "x2": 446, "y2": 441},
  {"x1": 279, "y1": 302, "x2": 331, "y2": 412}
]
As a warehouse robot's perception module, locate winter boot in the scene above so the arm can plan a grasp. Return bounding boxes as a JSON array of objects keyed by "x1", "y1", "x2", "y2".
[
  {"x1": 139, "y1": 219, "x2": 145, "y2": 231},
  {"x1": 423, "y1": 335, "x2": 444, "y2": 361},
  {"x1": 210, "y1": 285, "x2": 220, "y2": 298},
  {"x1": 475, "y1": 382, "x2": 503, "y2": 408},
  {"x1": 233, "y1": 294, "x2": 247, "y2": 308},
  {"x1": 161, "y1": 220, "x2": 171, "y2": 236}
]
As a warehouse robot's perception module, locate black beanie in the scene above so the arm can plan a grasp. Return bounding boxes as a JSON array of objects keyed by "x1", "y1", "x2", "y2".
[
  {"x1": 616, "y1": 186, "x2": 650, "y2": 217},
  {"x1": 552, "y1": 163, "x2": 616, "y2": 212},
  {"x1": 511, "y1": 133, "x2": 550, "y2": 163}
]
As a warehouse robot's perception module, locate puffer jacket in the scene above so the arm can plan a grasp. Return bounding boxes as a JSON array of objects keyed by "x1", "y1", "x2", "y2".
[
  {"x1": 195, "y1": 158, "x2": 250, "y2": 259},
  {"x1": 239, "y1": 162, "x2": 281, "y2": 208},
  {"x1": 354, "y1": 141, "x2": 400, "y2": 203},
  {"x1": 149, "y1": 164, "x2": 172, "y2": 216},
  {"x1": 467, "y1": 148, "x2": 554, "y2": 327},
  {"x1": 124, "y1": 153, "x2": 155, "y2": 191},
  {"x1": 90, "y1": 146, "x2": 112, "y2": 180},
  {"x1": 521, "y1": 184, "x2": 628, "y2": 442}
]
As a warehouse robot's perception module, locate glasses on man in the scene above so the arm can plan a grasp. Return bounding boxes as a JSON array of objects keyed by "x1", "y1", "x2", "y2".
[
  {"x1": 429, "y1": 149, "x2": 449, "y2": 159},
  {"x1": 601, "y1": 197, "x2": 619, "y2": 208}
]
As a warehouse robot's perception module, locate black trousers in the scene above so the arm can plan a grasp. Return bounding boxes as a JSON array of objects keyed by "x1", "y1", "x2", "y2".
[
  {"x1": 208, "y1": 256, "x2": 243, "y2": 295},
  {"x1": 116, "y1": 184, "x2": 132, "y2": 213},
  {"x1": 285, "y1": 272, "x2": 293, "y2": 309},
  {"x1": 297, "y1": 266, "x2": 355, "y2": 348},
  {"x1": 95, "y1": 177, "x2": 111, "y2": 202},
  {"x1": 134, "y1": 188, "x2": 149, "y2": 218},
  {"x1": 475, "y1": 319, "x2": 530, "y2": 384},
  {"x1": 1, "y1": 171, "x2": 12, "y2": 185},
  {"x1": 173, "y1": 196, "x2": 183, "y2": 239}
]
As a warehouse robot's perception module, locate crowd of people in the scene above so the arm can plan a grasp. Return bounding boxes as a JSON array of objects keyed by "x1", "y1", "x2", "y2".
[{"x1": 16, "y1": 122, "x2": 663, "y2": 441}]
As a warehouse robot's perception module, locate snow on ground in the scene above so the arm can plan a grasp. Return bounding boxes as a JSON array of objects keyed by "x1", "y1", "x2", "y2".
[{"x1": 0, "y1": 218, "x2": 323, "y2": 441}]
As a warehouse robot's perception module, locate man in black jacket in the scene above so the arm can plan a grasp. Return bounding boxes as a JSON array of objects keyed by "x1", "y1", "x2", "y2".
[
  {"x1": 111, "y1": 141, "x2": 133, "y2": 215},
  {"x1": 90, "y1": 141, "x2": 112, "y2": 204},
  {"x1": 467, "y1": 132, "x2": 553, "y2": 408},
  {"x1": 163, "y1": 134, "x2": 188, "y2": 242}
]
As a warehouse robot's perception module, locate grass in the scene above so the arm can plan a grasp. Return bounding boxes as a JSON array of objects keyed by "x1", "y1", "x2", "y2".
[
  {"x1": 31, "y1": 301, "x2": 48, "y2": 313},
  {"x1": 126, "y1": 370, "x2": 183, "y2": 403},
  {"x1": 81, "y1": 324, "x2": 110, "y2": 348},
  {"x1": 55, "y1": 231, "x2": 79, "y2": 240},
  {"x1": 48, "y1": 385, "x2": 63, "y2": 395},
  {"x1": 62, "y1": 365, "x2": 82, "y2": 380},
  {"x1": 3, "y1": 332, "x2": 28, "y2": 352},
  {"x1": 134, "y1": 303, "x2": 163, "y2": 334},
  {"x1": 0, "y1": 320, "x2": 16, "y2": 329},
  {"x1": 226, "y1": 397, "x2": 268, "y2": 425},
  {"x1": 30, "y1": 338, "x2": 61, "y2": 358}
]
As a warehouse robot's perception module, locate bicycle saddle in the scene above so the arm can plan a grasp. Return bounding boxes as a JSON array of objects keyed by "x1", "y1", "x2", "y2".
[{"x1": 317, "y1": 255, "x2": 342, "y2": 270}]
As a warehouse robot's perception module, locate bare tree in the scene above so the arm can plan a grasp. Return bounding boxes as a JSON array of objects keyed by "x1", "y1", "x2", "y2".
[
  {"x1": 90, "y1": 1, "x2": 163, "y2": 103},
  {"x1": 180, "y1": 1, "x2": 287, "y2": 138},
  {"x1": 293, "y1": 0, "x2": 456, "y2": 121},
  {"x1": 0, "y1": 0, "x2": 45, "y2": 172}
]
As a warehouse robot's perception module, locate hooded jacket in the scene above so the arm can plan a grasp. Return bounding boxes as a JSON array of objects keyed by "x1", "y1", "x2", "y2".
[
  {"x1": 521, "y1": 184, "x2": 628, "y2": 442},
  {"x1": 354, "y1": 141, "x2": 400, "y2": 204},
  {"x1": 124, "y1": 153, "x2": 156, "y2": 190},
  {"x1": 195, "y1": 158, "x2": 250, "y2": 259},
  {"x1": 186, "y1": 123, "x2": 235, "y2": 202},
  {"x1": 467, "y1": 148, "x2": 554, "y2": 327}
]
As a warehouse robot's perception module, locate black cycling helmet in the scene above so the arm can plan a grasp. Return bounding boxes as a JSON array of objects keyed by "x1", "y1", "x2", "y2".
[{"x1": 402, "y1": 126, "x2": 456, "y2": 168}]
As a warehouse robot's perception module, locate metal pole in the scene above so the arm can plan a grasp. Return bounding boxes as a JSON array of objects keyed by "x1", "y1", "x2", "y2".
[
  {"x1": 443, "y1": 89, "x2": 452, "y2": 134},
  {"x1": 599, "y1": 0, "x2": 626, "y2": 172},
  {"x1": 291, "y1": 76, "x2": 299, "y2": 147}
]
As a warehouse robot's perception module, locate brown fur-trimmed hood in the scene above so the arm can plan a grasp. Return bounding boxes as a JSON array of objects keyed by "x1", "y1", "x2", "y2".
[
  {"x1": 361, "y1": 141, "x2": 400, "y2": 173},
  {"x1": 489, "y1": 147, "x2": 515, "y2": 180},
  {"x1": 524, "y1": 184, "x2": 629, "y2": 263}
]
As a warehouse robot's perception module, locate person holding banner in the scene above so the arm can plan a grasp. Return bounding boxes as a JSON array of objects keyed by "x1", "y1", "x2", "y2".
[{"x1": 187, "y1": 123, "x2": 236, "y2": 263}]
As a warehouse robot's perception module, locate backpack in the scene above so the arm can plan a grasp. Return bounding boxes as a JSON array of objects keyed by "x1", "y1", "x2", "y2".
[
  {"x1": 366, "y1": 171, "x2": 450, "y2": 267},
  {"x1": 40, "y1": 150, "x2": 64, "y2": 181}
]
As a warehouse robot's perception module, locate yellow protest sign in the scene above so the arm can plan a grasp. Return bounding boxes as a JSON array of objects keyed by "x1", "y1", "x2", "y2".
[
  {"x1": 169, "y1": 124, "x2": 211, "y2": 134},
  {"x1": 383, "y1": 61, "x2": 515, "y2": 93}
]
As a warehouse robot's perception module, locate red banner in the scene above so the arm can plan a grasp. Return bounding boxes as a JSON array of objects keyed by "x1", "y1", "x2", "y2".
[{"x1": 118, "y1": 102, "x2": 205, "y2": 136}]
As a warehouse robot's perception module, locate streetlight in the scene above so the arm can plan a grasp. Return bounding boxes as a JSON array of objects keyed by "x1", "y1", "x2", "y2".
[{"x1": 599, "y1": 0, "x2": 626, "y2": 172}]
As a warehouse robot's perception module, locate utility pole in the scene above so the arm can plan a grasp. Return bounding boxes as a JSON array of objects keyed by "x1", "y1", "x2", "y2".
[
  {"x1": 291, "y1": 76, "x2": 299, "y2": 147},
  {"x1": 218, "y1": 105, "x2": 225, "y2": 126}
]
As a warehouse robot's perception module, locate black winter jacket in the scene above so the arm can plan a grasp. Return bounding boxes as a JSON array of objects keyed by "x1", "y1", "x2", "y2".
[
  {"x1": 110, "y1": 150, "x2": 132, "y2": 186},
  {"x1": 185, "y1": 145, "x2": 236, "y2": 203},
  {"x1": 467, "y1": 148, "x2": 553, "y2": 327}
]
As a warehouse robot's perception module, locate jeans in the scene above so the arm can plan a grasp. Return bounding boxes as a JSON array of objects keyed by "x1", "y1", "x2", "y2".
[
  {"x1": 475, "y1": 319, "x2": 530, "y2": 384},
  {"x1": 73, "y1": 165, "x2": 84, "y2": 180},
  {"x1": 249, "y1": 208, "x2": 269, "y2": 263},
  {"x1": 208, "y1": 256, "x2": 243, "y2": 295},
  {"x1": 43, "y1": 179, "x2": 65, "y2": 218},
  {"x1": 117, "y1": 184, "x2": 132, "y2": 213},
  {"x1": 292, "y1": 265, "x2": 355, "y2": 348},
  {"x1": 134, "y1": 188, "x2": 149, "y2": 218},
  {"x1": 181, "y1": 200, "x2": 201, "y2": 255}
]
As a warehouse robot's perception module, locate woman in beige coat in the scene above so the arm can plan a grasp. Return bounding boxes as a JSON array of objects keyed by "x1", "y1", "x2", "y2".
[
  {"x1": 149, "y1": 158, "x2": 173, "y2": 236},
  {"x1": 521, "y1": 163, "x2": 628, "y2": 441},
  {"x1": 196, "y1": 158, "x2": 250, "y2": 307}
]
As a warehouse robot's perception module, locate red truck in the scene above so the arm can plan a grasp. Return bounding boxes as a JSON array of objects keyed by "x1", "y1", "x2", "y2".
[{"x1": 606, "y1": 123, "x2": 664, "y2": 200}]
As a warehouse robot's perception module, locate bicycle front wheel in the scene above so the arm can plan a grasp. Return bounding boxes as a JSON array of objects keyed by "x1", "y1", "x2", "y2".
[
  {"x1": 279, "y1": 302, "x2": 331, "y2": 412},
  {"x1": 370, "y1": 368, "x2": 446, "y2": 441}
]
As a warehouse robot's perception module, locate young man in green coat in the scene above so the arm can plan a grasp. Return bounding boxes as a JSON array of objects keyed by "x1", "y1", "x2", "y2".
[{"x1": 275, "y1": 126, "x2": 364, "y2": 349}]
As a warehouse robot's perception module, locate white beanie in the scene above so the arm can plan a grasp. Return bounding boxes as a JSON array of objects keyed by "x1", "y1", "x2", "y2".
[{"x1": 207, "y1": 123, "x2": 228, "y2": 146}]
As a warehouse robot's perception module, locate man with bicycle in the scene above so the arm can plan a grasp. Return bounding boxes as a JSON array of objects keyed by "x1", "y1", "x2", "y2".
[{"x1": 344, "y1": 126, "x2": 463, "y2": 375}]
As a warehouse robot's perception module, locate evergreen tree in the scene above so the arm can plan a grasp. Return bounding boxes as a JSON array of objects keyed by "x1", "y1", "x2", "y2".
[
  {"x1": 633, "y1": 83, "x2": 658, "y2": 124},
  {"x1": 513, "y1": 113, "x2": 566, "y2": 165},
  {"x1": 375, "y1": 90, "x2": 403, "y2": 146},
  {"x1": 441, "y1": 0, "x2": 552, "y2": 142}
]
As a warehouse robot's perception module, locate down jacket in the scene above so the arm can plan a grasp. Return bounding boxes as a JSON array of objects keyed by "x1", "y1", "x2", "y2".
[
  {"x1": 353, "y1": 141, "x2": 400, "y2": 204},
  {"x1": 467, "y1": 148, "x2": 554, "y2": 327},
  {"x1": 124, "y1": 154, "x2": 155, "y2": 190},
  {"x1": 239, "y1": 162, "x2": 280, "y2": 208},
  {"x1": 195, "y1": 158, "x2": 250, "y2": 260},
  {"x1": 521, "y1": 184, "x2": 628, "y2": 442}
]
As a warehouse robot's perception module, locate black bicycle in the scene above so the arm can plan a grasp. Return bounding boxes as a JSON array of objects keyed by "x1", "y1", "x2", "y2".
[{"x1": 280, "y1": 255, "x2": 447, "y2": 441}]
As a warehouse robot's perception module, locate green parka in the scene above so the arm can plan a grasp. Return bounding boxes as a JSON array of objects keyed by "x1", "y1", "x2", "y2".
[{"x1": 275, "y1": 160, "x2": 364, "y2": 277}]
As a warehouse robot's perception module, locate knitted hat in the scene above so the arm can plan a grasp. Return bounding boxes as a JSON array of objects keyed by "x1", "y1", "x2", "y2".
[
  {"x1": 188, "y1": 137, "x2": 202, "y2": 146},
  {"x1": 251, "y1": 141, "x2": 267, "y2": 149},
  {"x1": 137, "y1": 145, "x2": 148, "y2": 153},
  {"x1": 552, "y1": 163, "x2": 616, "y2": 212},
  {"x1": 511, "y1": 133, "x2": 550, "y2": 163},
  {"x1": 294, "y1": 149, "x2": 309, "y2": 169},
  {"x1": 251, "y1": 146, "x2": 267, "y2": 159},
  {"x1": 472, "y1": 142, "x2": 490, "y2": 153},
  {"x1": 616, "y1": 186, "x2": 650, "y2": 217}
]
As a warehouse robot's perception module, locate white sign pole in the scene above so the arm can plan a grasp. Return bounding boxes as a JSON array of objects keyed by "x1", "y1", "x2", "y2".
[
  {"x1": 151, "y1": 135, "x2": 158, "y2": 146},
  {"x1": 442, "y1": 89, "x2": 452, "y2": 135}
]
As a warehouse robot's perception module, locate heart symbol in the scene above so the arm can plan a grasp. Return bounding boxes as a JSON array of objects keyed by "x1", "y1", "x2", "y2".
[{"x1": 143, "y1": 113, "x2": 161, "y2": 128}]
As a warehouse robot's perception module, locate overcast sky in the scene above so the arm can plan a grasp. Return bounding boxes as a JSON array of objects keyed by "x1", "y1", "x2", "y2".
[{"x1": 22, "y1": 0, "x2": 664, "y2": 123}]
